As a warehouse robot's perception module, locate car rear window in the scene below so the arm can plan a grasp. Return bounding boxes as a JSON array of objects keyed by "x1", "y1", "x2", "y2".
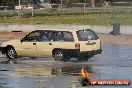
[{"x1": 76, "y1": 29, "x2": 99, "y2": 41}]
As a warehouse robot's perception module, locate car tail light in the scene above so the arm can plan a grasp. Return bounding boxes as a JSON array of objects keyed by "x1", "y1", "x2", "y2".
[{"x1": 75, "y1": 43, "x2": 80, "y2": 49}]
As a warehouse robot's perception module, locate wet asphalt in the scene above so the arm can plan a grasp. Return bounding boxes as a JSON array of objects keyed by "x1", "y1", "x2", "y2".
[{"x1": 0, "y1": 44, "x2": 132, "y2": 88}]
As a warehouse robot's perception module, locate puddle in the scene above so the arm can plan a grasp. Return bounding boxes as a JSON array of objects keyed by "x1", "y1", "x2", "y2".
[
  {"x1": 90, "y1": 44, "x2": 132, "y2": 67},
  {"x1": 0, "y1": 44, "x2": 132, "y2": 88},
  {"x1": 0, "y1": 64, "x2": 94, "y2": 77}
]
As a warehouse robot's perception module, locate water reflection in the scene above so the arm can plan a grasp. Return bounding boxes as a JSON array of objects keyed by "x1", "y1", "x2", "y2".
[
  {"x1": 93, "y1": 44, "x2": 132, "y2": 66},
  {"x1": 111, "y1": 44, "x2": 119, "y2": 57},
  {"x1": 15, "y1": 65, "x2": 94, "y2": 77},
  {"x1": 0, "y1": 64, "x2": 96, "y2": 88}
]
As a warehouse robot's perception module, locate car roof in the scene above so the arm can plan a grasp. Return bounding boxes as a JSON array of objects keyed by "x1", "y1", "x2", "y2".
[{"x1": 34, "y1": 29, "x2": 91, "y2": 32}]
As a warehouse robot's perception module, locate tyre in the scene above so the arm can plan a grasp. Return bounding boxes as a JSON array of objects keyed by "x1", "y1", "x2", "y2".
[
  {"x1": 6, "y1": 47, "x2": 17, "y2": 60},
  {"x1": 53, "y1": 50, "x2": 67, "y2": 62}
]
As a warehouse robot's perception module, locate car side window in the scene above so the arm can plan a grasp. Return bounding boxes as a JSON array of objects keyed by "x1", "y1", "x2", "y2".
[
  {"x1": 51, "y1": 31, "x2": 74, "y2": 42},
  {"x1": 24, "y1": 31, "x2": 41, "y2": 41},
  {"x1": 63, "y1": 32, "x2": 74, "y2": 41},
  {"x1": 52, "y1": 32, "x2": 64, "y2": 41},
  {"x1": 24, "y1": 31, "x2": 74, "y2": 42},
  {"x1": 40, "y1": 31, "x2": 52, "y2": 41},
  {"x1": 27, "y1": 32, "x2": 40, "y2": 37}
]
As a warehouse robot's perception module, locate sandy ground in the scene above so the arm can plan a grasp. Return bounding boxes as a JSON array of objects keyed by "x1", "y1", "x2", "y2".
[
  {"x1": 0, "y1": 32, "x2": 132, "y2": 45},
  {"x1": 0, "y1": 32, "x2": 28, "y2": 39}
]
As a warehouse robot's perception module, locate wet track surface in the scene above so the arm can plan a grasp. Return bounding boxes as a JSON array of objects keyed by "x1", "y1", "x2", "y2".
[{"x1": 0, "y1": 44, "x2": 132, "y2": 88}]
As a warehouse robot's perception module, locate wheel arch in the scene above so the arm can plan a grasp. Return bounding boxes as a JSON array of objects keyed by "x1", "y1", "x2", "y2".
[
  {"x1": 52, "y1": 48, "x2": 72, "y2": 58},
  {"x1": 5, "y1": 45, "x2": 16, "y2": 53},
  {"x1": 52, "y1": 48, "x2": 63, "y2": 57},
  {"x1": 1, "y1": 45, "x2": 15, "y2": 54},
  {"x1": 6, "y1": 45, "x2": 15, "y2": 49}
]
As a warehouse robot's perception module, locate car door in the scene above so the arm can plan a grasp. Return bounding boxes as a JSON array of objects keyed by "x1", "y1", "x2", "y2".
[
  {"x1": 36, "y1": 31, "x2": 53, "y2": 57},
  {"x1": 17, "y1": 31, "x2": 41, "y2": 57},
  {"x1": 51, "y1": 31, "x2": 75, "y2": 50}
]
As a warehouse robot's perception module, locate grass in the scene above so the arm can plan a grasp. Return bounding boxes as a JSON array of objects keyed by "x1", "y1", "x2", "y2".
[{"x1": 0, "y1": 7, "x2": 132, "y2": 25}]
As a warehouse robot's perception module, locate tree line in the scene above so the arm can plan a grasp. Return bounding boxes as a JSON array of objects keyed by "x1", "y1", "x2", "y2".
[{"x1": 0, "y1": 0, "x2": 131, "y2": 8}]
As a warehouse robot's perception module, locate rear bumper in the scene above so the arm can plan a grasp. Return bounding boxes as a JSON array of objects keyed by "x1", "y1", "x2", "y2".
[
  {"x1": 0, "y1": 47, "x2": 6, "y2": 54},
  {"x1": 80, "y1": 49, "x2": 102, "y2": 56},
  {"x1": 92, "y1": 49, "x2": 102, "y2": 54},
  {"x1": 69, "y1": 49, "x2": 102, "y2": 58}
]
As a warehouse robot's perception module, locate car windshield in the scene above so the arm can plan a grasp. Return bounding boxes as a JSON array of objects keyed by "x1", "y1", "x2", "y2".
[{"x1": 76, "y1": 29, "x2": 99, "y2": 41}]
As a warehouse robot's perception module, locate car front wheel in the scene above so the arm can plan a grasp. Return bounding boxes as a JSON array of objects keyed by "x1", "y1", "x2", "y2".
[{"x1": 6, "y1": 47, "x2": 17, "y2": 60}]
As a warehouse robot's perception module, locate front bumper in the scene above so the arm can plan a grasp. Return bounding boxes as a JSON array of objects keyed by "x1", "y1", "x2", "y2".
[{"x1": 0, "y1": 47, "x2": 6, "y2": 54}]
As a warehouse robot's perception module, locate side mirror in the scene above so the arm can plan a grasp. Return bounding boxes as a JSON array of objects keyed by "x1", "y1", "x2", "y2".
[
  {"x1": 20, "y1": 38, "x2": 24, "y2": 42},
  {"x1": 20, "y1": 36, "x2": 28, "y2": 42},
  {"x1": 21, "y1": 35, "x2": 28, "y2": 42}
]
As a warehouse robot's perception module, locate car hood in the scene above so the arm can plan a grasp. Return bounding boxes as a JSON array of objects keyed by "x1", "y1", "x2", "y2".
[{"x1": 1, "y1": 39, "x2": 21, "y2": 47}]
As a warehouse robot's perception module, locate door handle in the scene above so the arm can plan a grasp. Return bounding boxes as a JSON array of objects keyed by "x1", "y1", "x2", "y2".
[
  {"x1": 33, "y1": 43, "x2": 36, "y2": 45},
  {"x1": 49, "y1": 43, "x2": 52, "y2": 45}
]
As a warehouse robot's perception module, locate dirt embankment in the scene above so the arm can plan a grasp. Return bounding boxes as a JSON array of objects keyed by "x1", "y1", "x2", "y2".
[
  {"x1": 0, "y1": 32, "x2": 132, "y2": 45},
  {"x1": 0, "y1": 32, "x2": 28, "y2": 39},
  {"x1": 98, "y1": 34, "x2": 132, "y2": 45}
]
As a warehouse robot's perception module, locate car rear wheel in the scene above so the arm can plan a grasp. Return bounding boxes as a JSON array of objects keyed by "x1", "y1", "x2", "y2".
[
  {"x1": 54, "y1": 50, "x2": 68, "y2": 62},
  {"x1": 6, "y1": 47, "x2": 17, "y2": 60}
]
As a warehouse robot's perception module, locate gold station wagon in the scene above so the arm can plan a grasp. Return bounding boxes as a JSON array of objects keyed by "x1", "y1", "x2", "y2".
[{"x1": 0, "y1": 29, "x2": 102, "y2": 61}]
